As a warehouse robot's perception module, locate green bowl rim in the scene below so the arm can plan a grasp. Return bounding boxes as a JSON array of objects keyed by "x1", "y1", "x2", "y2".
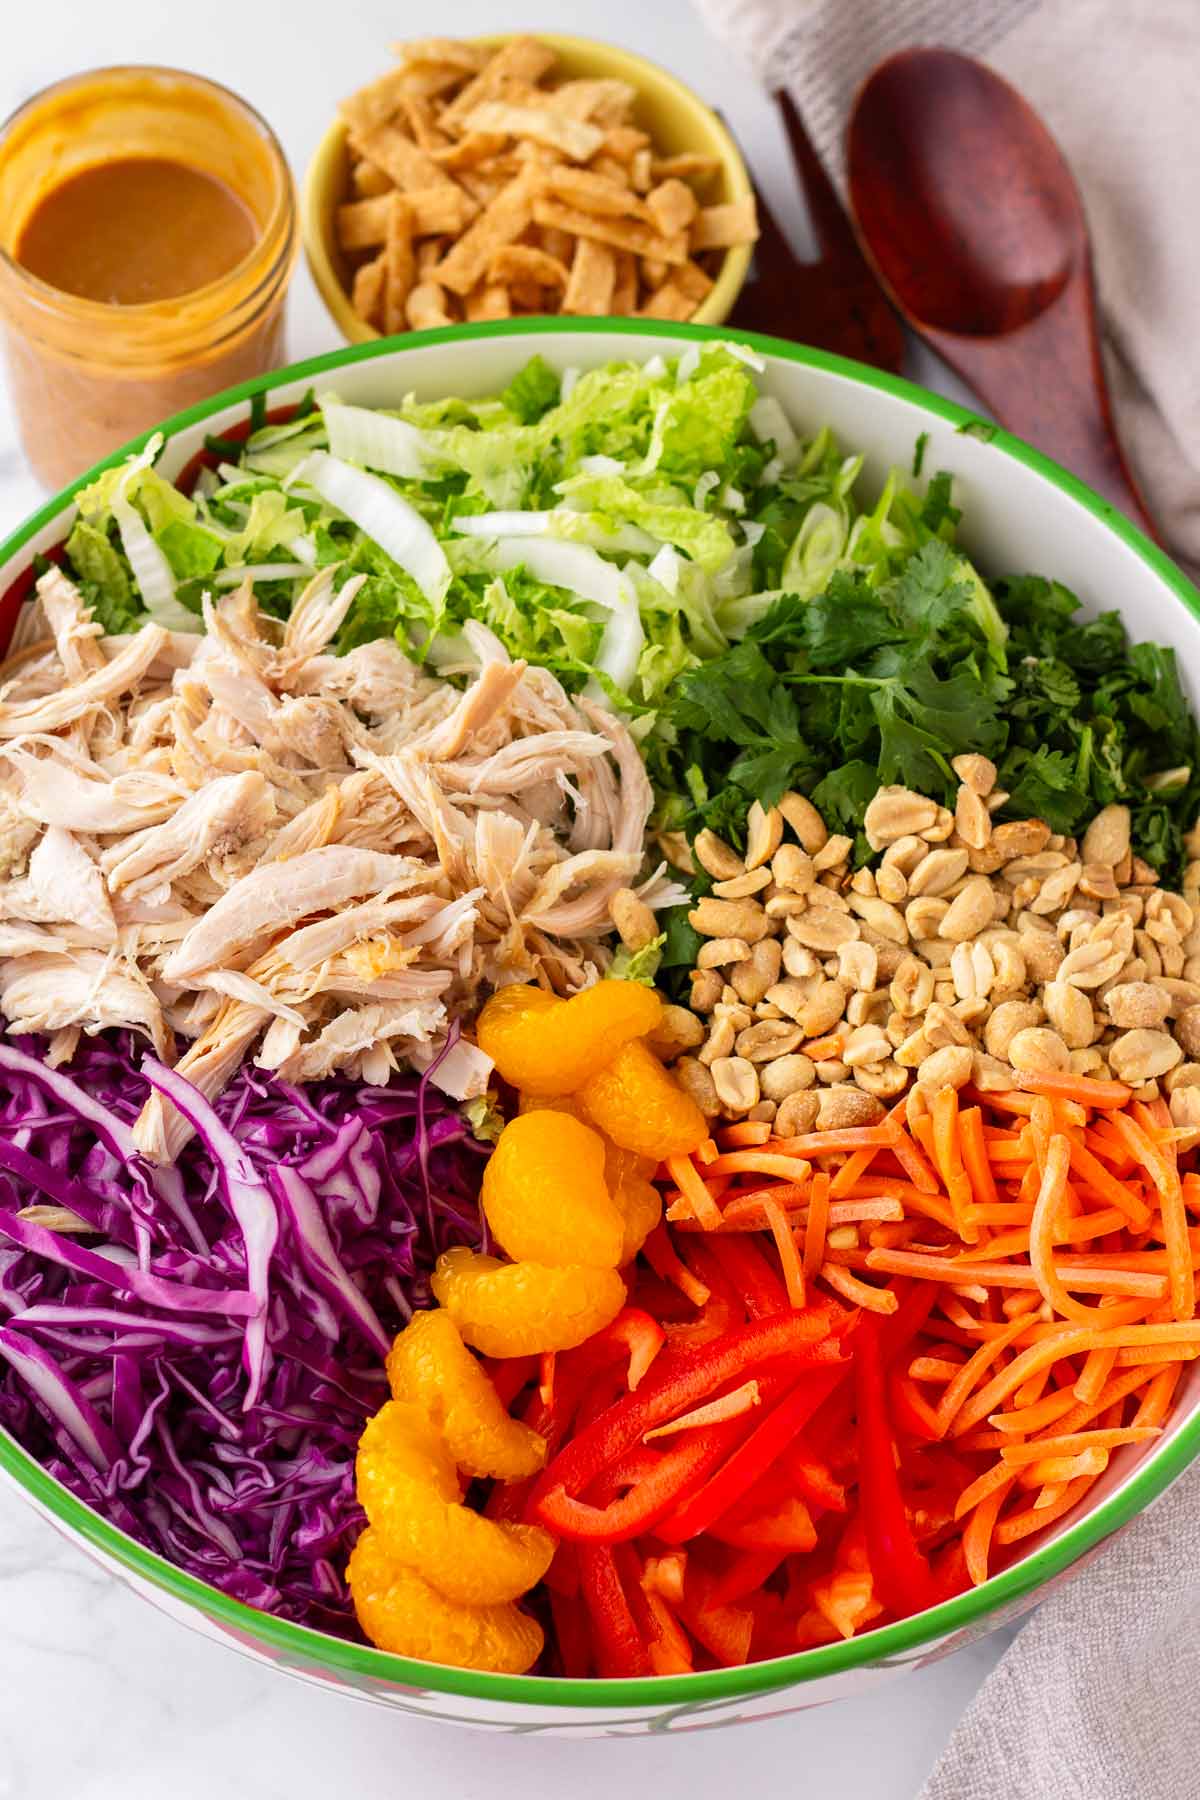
[{"x1": 1, "y1": 315, "x2": 1198, "y2": 1712}]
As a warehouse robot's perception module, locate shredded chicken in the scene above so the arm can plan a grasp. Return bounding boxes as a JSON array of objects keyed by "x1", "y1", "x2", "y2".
[{"x1": 0, "y1": 567, "x2": 667, "y2": 1158}]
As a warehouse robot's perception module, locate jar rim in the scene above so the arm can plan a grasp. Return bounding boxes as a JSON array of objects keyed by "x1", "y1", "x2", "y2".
[{"x1": 0, "y1": 64, "x2": 296, "y2": 320}]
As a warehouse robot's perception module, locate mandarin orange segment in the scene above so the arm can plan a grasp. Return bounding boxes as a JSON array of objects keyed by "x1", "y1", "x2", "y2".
[
  {"x1": 348, "y1": 1526, "x2": 545, "y2": 1673},
  {"x1": 432, "y1": 1247, "x2": 626, "y2": 1357},
  {"x1": 606, "y1": 1144, "x2": 664, "y2": 1264},
  {"x1": 476, "y1": 979, "x2": 662, "y2": 1096},
  {"x1": 483, "y1": 1111, "x2": 624, "y2": 1269},
  {"x1": 386, "y1": 1309, "x2": 546, "y2": 1481},
  {"x1": 580, "y1": 1038, "x2": 709, "y2": 1160},
  {"x1": 357, "y1": 1401, "x2": 554, "y2": 1606}
]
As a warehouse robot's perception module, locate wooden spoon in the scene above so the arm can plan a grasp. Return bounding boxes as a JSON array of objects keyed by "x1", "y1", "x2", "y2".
[{"x1": 846, "y1": 47, "x2": 1159, "y2": 537}]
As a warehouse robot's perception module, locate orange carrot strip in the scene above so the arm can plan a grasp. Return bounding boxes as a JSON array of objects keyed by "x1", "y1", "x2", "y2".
[
  {"x1": 959, "y1": 1106, "x2": 1000, "y2": 1211},
  {"x1": 1132, "y1": 1364, "x2": 1182, "y2": 1428},
  {"x1": 1111, "y1": 1112, "x2": 1194, "y2": 1323},
  {"x1": 1016, "y1": 1070, "x2": 1133, "y2": 1108},
  {"x1": 844, "y1": 1180, "x2": 957, "y2": 1233},
  {"x1": 1074, "y1": 1344, "x2": 1118, "y2": 1405},
  {"x1": 1018, "y1": 1446, "x2": 1109, "y2": 1486},
  {"x1": 995, "y1": 1472, "x2": 1100, "y2": 1544},
  {"x1": 827, "y1": 1198, "x2": 904, "y2": 1226},
  {"x1": 990, "y1": 1388, "x2": 1080, "y2": 1436},
  {"x1": 1114, "y1": 1343, "x2": 1200, "y2": 1366},
  {"x1": 820, "y1": 1263, "x2": 898, "y2": 1313},
  {"x1": 866, "y1": 1248, "x2": 1166, "y2": 1300},
  {"x1": 644, "y1": 1379, "x2": 762, "y2": 1441},
  {"x1": 666, "y1": 1156, "x2": 725, "y2": 1231},
  {"x1": 701, "y1": 1152, "x2": 815, "y2": 1181},
  {"x1": 909, "y1": 1356, "x2": 966, "y2": 1382},
  {"x1": 803, "y1": 1172, "x2": 830, "y2": 1279},
  {"x1": 770, "y1": 1128, "x2": 894, "y2": 1157},
  {"x1": 963, "y1": 1477, "x2": 1017, "y2": 1586},
  {"x1": 1031, "y1": 1135, "x2": 1156, "y2": 1324},
  {"x1": 884, "y1": 1112, "x2": 941, "y2": 1195},
  {"x1": 1066, "y1": 1137, "x2": 1151, "y2": 1229},
  {"x1": 999, "y1": 1426, "x2": 1160, "y2": 1466},
  {"x1": 954, "y1": 1458, "x2": 1021, "y2": 1522},
  {"x1": 952, "y1": 1323, "x2": 1200, "y2": 1436},
  {"x1": 1036, "y1": 1366, "x2": 1169, "y2": 1439},
  {"x1": 934, "y1": 1315, "x2": 1031, "y2": 1437},
  {"x1": 801, "y1": 1032, "x2": 845, "y2": 1062},
  {"x1": 716, "y1": 1123, "x2": 773, "y2": 1149},
  {"x1": 931, "y1": 1086, "x2": 979, "y2": 1246},
  {"x1": 763, "y1": 1197, "x2": 806, "y2": 1310},
  {"x1": 830, "y1": 1144, "x2": 882, "y2": 1199},
  {"x1": 695, "y1": 1137, "x2": 720, "y2": 1166}
]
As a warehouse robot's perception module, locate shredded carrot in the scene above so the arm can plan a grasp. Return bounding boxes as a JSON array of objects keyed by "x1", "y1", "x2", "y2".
[
  {"x1": 958, "y1": 1106, "x2": 1000, "y2": 1212},
  {"x1": 884, "y1": 1109, "x2": 941, "y2": 1194},
  {"x1": 1016, "y1": 1070, "x2": 1133, "y2": 1109},
  {"x1": 773, "y1": 1127, "x2": 895, "y2": 1157},
  {"x1": 716, "y1": 1123, "x2": 773, "y2": 1149},
  {"x1": 827, "y1": 1198, "x2": 904, "y2": 1227},
  {"x1": 1064, "y1": 1136, "x2": 1151, "y2": 1229},
  {"x1": 1133, "y1": 1364, "x2": 1182, "y2": 1427},
  {"x1": 989, "y1": 1387, "x2": 1079, "y2": 1436},
  {"x1": 1111, "y1": 1111, "x2": 1194, "y2": 1322},
  {"x1": 762, "y1": 1197, "x2": 806, "y2": 1310},
  {"x1": 1074, "y1": 1344, "x2": 1119, "y2": 1405},
  {"x1": 866, "y1": 1246, "x2": 1166, "y2": 1301},
  {"x1": 962, "y1": 1476, "x2": 1016, "y2": 1585},
  {"x1": 999, "y1": 1426, "x2": 1160, "y2": 1466},
  {"x1": 695, "y1": 1137, "x2": 720, "y2": 1165},
  {"x1": 801, "y1": 1032, "x2": 845, "y2": 1062},
  {"x1": 909, "y1": 1356, "x2": 966, "y2": 1382},
  {"x1": 935, "y1": 1316, "x2": 1031, "y2": 1437},
  {"x1": 666, "y1": 1156, "x2": 724, "y2": 1231},
  {"x1": 954, "y1": 1458, "x2": 1020, "y2": 1521},
  {"x1": 644, "y1": 1380, "x2": 762, "y2": 1441},
  {"x1": 702, "y1": 1151, "x2": 815, "y2": 1181},
  {"x1": 820, "y1": 1263, "x2": 899, "y2": 1313},
  {"x1": 803, "y1": 1171, "x2": 830, "y2": 1279},
  {"x1": 830, "y1": 1144, "x2": 883, "y2": 1198},
  {"x1": 1017, "y1": 1446, "x2": 1109, "y2": 1487}
]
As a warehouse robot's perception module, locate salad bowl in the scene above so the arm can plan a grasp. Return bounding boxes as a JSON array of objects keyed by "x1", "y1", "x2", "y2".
[{"x1": 1, "y1": 319, "x2": 1199, "y2": 1734}]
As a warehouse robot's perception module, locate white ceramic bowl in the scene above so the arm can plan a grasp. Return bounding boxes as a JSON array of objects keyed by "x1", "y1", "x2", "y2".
[{"x1": 1, "y1": 320, "x2": 1198, "y2": 1735}]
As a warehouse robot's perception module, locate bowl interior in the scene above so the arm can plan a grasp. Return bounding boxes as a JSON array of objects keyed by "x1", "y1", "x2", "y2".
[
  {"x1": 2, "y1": 319, "x2": 1200, "y2": 1722},
  {"x1": 303, "y1": 33, "x2": 753, "y2": 345}
]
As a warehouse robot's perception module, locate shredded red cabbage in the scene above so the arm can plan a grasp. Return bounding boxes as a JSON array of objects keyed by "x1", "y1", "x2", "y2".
[{"x1": 0, "y1": 1032, "x2": 487, "y2": 1632}]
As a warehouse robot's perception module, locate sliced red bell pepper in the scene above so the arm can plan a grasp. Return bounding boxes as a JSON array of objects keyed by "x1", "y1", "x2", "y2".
[
  {"x1": 527, "y1": 1310, "x2": 836, "y2": 1524},
  {"x1": 710, "y1": 1494, "x2": 819, "y2": 1555},
  {"x1": 854, "y1": 1313, "x2": 938, "y2": 1618},
  {"x1": 614, "y1": 1543, "x2": 694, "y2": 1676},
  {"x1": 705, "y1": 1234, "x2": 790, "y2": 1319},
  {"x1": 706, "y1": 1547, "x2": 786, "y2": 1607},
  {"x1": 879, "y1": 1279, "x2": 937, "y2": 1363},
  {"x1": 482, "y1": 1354, "x2": 536, "y2": 1411},
  {"x1": 578, "y1": 1543, "x2": 651, "y2": 1677},
  {"x1": 548, "y1": 1584, "x2": 593, "y2": 1678},
  {"x1": 889, "y1": 1370, "x2": 942, "y2": 1443},
  {"x1": 677, "y1": 1569, "x2": 755, "y2": 1667},
  {"x1": 653, "y1": 1361, "x2": 851, "y2": 1544}
]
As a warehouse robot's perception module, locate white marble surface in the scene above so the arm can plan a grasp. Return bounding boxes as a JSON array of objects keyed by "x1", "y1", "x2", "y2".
[{"x1": 0, "y1": 3, "x2": 1009, "y2": 1795}]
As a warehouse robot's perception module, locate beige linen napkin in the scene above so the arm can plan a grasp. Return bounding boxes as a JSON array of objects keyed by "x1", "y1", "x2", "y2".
[
  {"x1": 695, "y1": 0, "x2": 1200, "y2": 568},
  {"x1": 691, "y1": 4, "x2": 1200, "y2": 1793}
]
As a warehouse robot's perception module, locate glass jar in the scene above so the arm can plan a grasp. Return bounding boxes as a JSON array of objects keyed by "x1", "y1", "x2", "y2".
[{"x1": 0, "y1": 66, "x2": 298, "y2": 490}]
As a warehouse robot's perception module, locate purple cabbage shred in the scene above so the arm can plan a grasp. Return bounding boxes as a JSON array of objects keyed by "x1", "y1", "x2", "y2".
[{"x1": 0, "y1": 1032, "x2": 487, "y2": 1634}]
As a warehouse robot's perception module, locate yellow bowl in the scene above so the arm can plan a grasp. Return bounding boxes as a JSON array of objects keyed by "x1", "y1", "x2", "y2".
[{"x1": 302, "y1": 33, "x2": 754, "y2": 343}]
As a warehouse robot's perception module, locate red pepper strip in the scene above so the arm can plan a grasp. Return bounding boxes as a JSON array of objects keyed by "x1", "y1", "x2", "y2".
[
  {"x1": 776, "y1": 1435, "x2": 849, "y2": 1514},
  {"x1": 710, "y1": 1494, "x2": 819, "y2": 1554},
  {"x1": 931, "y1": 1539, "x2": 971, "y2": 1606},
  {"x1": 707, "y1": 1547, "x2": 785, "y2": 1607},
  {"x1": 614, "y1": 1544, "x2": 694, "y2": 1676},
  {"x1": 878, "y1": 1278, "x2": 937, "y2": 1363},
  {"x1": 546, "y1": 1420, "x2": 749, "y2": 1542},
  {"x1": 889, "y1": 1370, "x2": 942, "y2": 1443},
  {"x1": 542, "y1": 1539, "x2": 581, "y2": 1597},
  {"x1": 706, "y1": 1234, "x2": 790, "y2": 1319},
  {"x1": 482, "y1": 1354, "x2": 536, "y2": 1411},
  {"x1": 527, "y1": 1310, "x2": 835, "y2": 1518},
  {"x1": 654, "y1": 1360, "x2": 852, "y2": 1543},
  {"x1": 548, "y1": 1585, "x2": 593, "y2": 1678},
  {"x1": 578, "y1": 1544, "x2": 651, "y2": 1677},
  {"x1": 677, "y1": 1571, "x2": 755, "y2": 1667},
  {"x1": 855, "y1": 1313, "x2": 938, "y2": 1618}
]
